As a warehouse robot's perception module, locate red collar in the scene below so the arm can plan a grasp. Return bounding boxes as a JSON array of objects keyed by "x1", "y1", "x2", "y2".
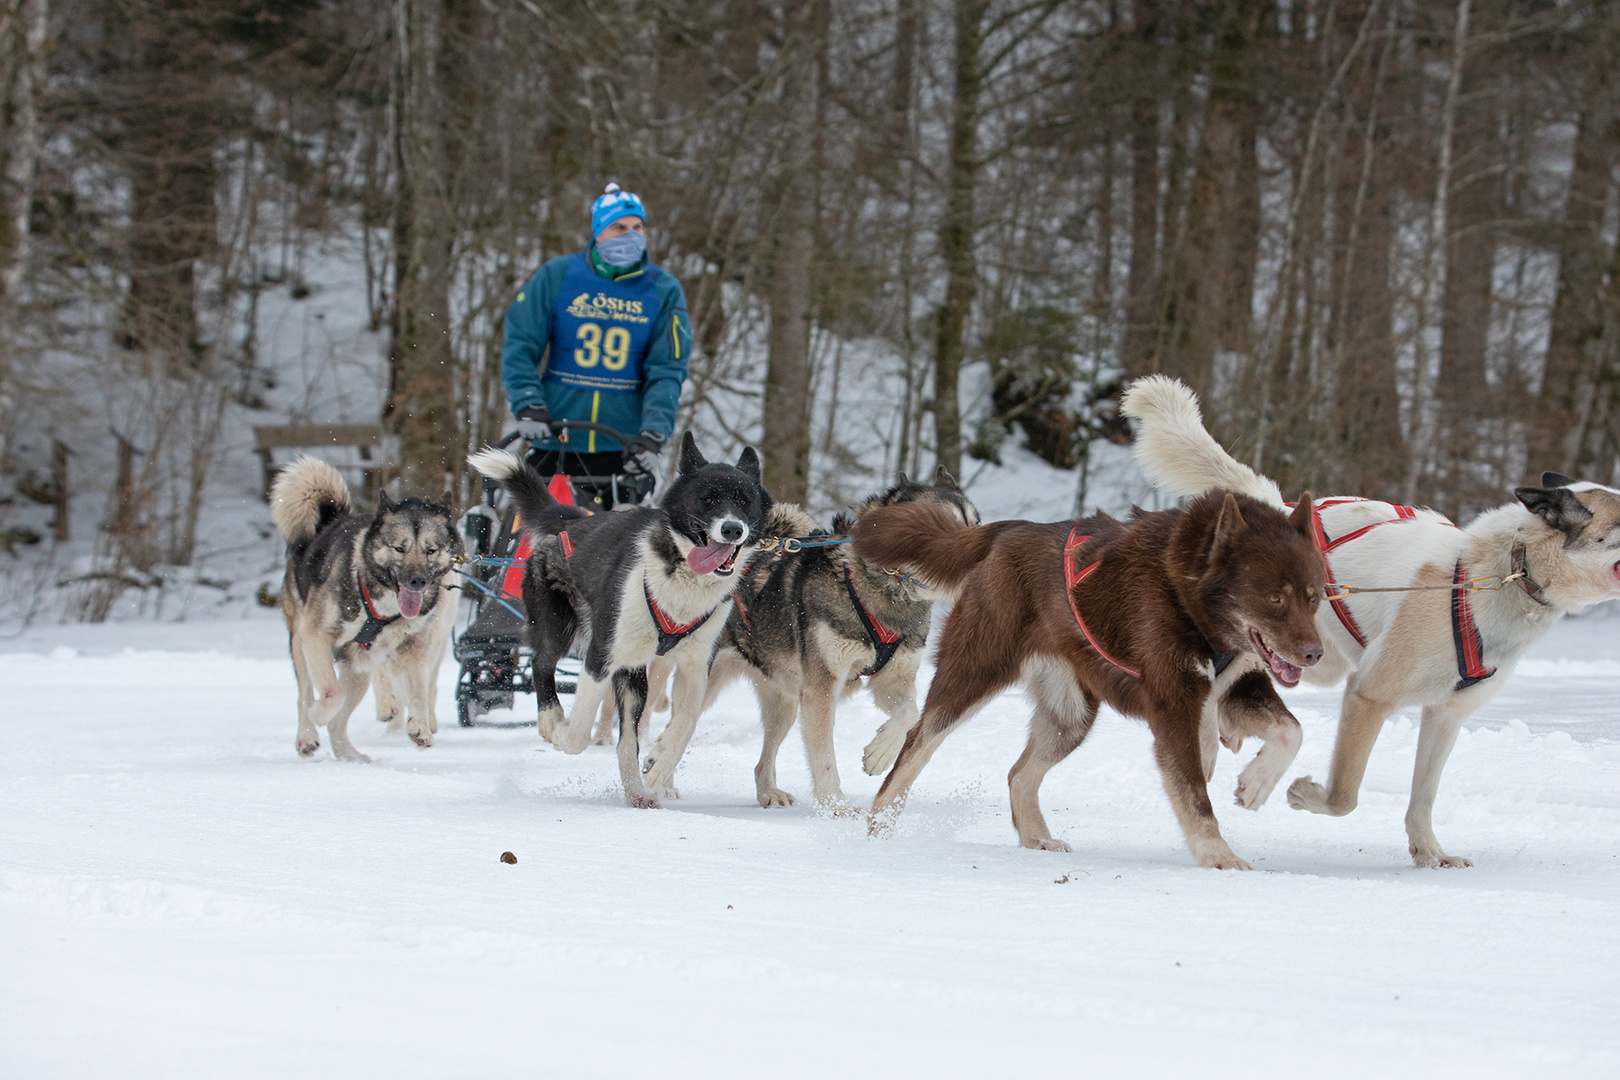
[{"x1": 352, "y1": 574, "x2": 401, "y2": 651}]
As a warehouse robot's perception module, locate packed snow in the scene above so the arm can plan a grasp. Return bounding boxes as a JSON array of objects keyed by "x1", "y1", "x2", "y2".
[{"x1": 2, "y1": 606, "x2": 1617, "y2": 1078}]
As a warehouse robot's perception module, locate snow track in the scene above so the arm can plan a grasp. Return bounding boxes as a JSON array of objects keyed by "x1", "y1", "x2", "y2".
[{"x1": 2, "y1": 616, "x2": 1617, "y2": 1077}]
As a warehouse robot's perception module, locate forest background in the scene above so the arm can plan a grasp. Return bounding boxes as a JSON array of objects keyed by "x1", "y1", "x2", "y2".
[{"x1": 0, "y1": 0, "x2": 1617, "y2": 620}]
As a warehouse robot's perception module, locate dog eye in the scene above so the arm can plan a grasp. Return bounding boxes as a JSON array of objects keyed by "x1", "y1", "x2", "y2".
[
  {"x1": 394, "y1": 544, "x2": 407, "y2": 553},
  {"x1": 1268, "y1": 594, "x2": 1282, "y2": 605},
  {"x1": 423, "y1": 546, "x2": 436, "y2": 555}
]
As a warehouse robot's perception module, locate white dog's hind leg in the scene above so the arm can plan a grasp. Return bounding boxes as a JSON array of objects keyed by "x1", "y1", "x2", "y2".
[
  {"x1": 289, "y1": 632, "x2": 321, "y2": 757},
  {"x1": 591, "y1": 696, "x2": 616, "y2": 745},
  {"x1": 1406, "y1": 699, "x2": 1473, "y2": 868},
  {"x1": 554, "y1": 673, "x2": 609, "y2": 754},
  {"x1": 753, "y1": 681, "x2": 799, "y2": 807},
  {"x1": 798, "y1": 658, "x2": 854, "y2": 814},
  {"x1": 862, "y1": 653, "x2": 922, "y2": 776},
  {"x1": 642, "y1": 660, "x2": 709, "y2": 800},
  {"x1": 325, "y1": 668, "x2": 375, "y2": 763}
]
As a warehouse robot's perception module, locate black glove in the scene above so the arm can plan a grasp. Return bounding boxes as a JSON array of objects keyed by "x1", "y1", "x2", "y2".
[
  {"x1": 515, "y1": 405, "x2": 552, "y2": 443},
  {"x1": 621, "y1": 431, "x2": 665, "y2": 479}
]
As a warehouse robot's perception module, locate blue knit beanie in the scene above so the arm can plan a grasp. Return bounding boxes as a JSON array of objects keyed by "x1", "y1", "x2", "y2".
[{"x1": 590, "y1": 182, "x2": 646, "y2": 237}]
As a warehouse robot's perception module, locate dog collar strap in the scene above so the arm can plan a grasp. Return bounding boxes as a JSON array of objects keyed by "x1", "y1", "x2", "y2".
[
  {"x1": 559, "y1": 530, "x2": 575, "y2": 559},
  {"x1": 1308, "y1": 500, "x2": 1370, "y2": 648},
  {"x1": 644, "y1": 580, "x2": 718, "y2": 656},
  {"x1": 844, "y1": 567, "x2": 904, "y2": 676},
  {"x1": 1450, "y1": 560, "x2": 1497, "y2": 691},
  {"x1": 352, "y1": 575, "x2": 401, "y2": 651},
  {"x1": 1510, "y1": 542, "x2": 1549, "y2": 606},
  {"x1": 733, "y1": 590, "x2": 754, "y2": 632},
  {"x1": 1063, "y1": 530, "x2": 1142, "y2": 678}
]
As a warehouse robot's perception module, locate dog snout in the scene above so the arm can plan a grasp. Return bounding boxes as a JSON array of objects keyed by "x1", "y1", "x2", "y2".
[
  {"x1": 404, "y1": 573, "x2": 429, "y2": 591},
  {"x1": 717, "y1": 520, "x2": 745, "y2": 544},
  {"x1": 1300, "y1": 641, "x2": 1323, "y2": 667}
]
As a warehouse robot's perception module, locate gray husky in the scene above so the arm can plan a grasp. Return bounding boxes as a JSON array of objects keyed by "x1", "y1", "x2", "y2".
[
  {"x1": 270, "y1": 457, "x2": 462, "y2": 762},
  {"x1": 468, "y1": 433, "x2": 772, "y2": 808},
  {"x1": 641, "y1": 469, "x2": 980, "y2": 811}
]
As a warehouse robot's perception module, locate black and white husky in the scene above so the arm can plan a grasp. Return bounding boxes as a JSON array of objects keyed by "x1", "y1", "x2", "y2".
[
  {"x1": 1124, "y1": 375, "x2": 1620, "y2": 866},
  {"x1": 271, "y1": 457, "x2": 462, "y2": 762},
  {"x1": 468, "y1": 433, "x2": 772, "y2": 807}
]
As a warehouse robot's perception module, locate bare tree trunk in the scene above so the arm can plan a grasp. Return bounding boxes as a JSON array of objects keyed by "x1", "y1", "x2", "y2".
[
  {"x1": 388, "y1": 0, "x2": 458, "y2": 495},
  {"x1": 1158, "y1": 0, "x2": 1265, "y2": 398},
  {"x1": 1528, "y1": 34, "x2": 1618, "y2": 480},
  {"x1": 1404, "y1": 0, "x2": 1472, "y2": 504},
  {"x1": 0, "y1": 0, "x2": 47, "y2": 466},
  {"x1": 761, "y1": 1, "x2": 822, "y2": 503},
  {"x1": 933, "y1": 0, "x2": 988, "y2": 479}
]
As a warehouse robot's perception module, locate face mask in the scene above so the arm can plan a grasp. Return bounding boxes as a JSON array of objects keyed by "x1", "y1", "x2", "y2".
[{"x1": 597, "y1": 230, "x2": 646, "y2": 268}]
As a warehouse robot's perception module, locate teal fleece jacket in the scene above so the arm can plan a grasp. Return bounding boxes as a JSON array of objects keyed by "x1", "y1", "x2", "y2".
[{"x1": 500, "y1": 249, "x2": 691, "y2": 453}]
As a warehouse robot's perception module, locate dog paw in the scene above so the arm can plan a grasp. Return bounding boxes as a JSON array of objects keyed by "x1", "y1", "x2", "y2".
[
  {"x1": 624, "y1": 790, "x2": 661, "y2": 810},
  {"x1": 1233, "y1": 764, "x2": 1281, "y2": 811},
  {"x1": 756, "y1": 786, "x2": 797, "y2": 808},
  {"x1": 335, "y1": 749, "x2": 372, "y2": 764},
  {"x1": 591, "y1": 729, "x2": 613, "y2": 746},
  {"x1": 1411, "y1": 849, "x2": 1473, "y2": 869},
  {"x1": 408, "y1": 725, "x2": 433, "y2": 749},
  {"x1": 1203, "y1": 854, "x2": 1252, "y2": 871},
  {"x1": 1286, "y1": 775, "x2": 1325, "y2": 812},
  {"x1": 535, "y1": 704, "x2": 563, "y2": 743},
  {"x1": 645, "y1": 779, "x2": 681, "y2": 801},
  {"x1": 862, "y1": 730, "x2": 906, "y2": 776},
  {"x1": 1020, "y1": 836, "x2": 1073, "y2": 853},
  {"x1": 296, "y1": 736, "x2": 320, "y2": 757}
]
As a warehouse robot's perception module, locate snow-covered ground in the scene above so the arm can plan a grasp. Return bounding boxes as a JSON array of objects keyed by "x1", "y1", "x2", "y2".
[{"x1": 3, "y1": 607, "x2": 1617, "y2": 1078}]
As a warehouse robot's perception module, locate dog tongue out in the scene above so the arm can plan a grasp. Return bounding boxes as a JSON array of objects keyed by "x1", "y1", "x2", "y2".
[
  {"x1": 1269, "y1": 653, "x2": 1302, "y2": 686},
  {"x1": 397, "y1": 588, "x2": 425, "y2": 618},
  {"x1": 687, "y1": 541, "x2": 737, "y2": 575}
]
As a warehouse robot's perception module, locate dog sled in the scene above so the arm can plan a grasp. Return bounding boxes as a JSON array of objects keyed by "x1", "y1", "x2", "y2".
[{"x1": 453, "y1": 421, "x2": 654, "y2": 727}]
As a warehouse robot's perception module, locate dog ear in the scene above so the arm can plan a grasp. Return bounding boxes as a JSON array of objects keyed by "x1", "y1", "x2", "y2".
[
  {"x1": 437, "y1": 490, "x2": 455, "y2": 512},
  {"x1": 1541, "y1": 471, "x2": 1576, "y2": 489},
  {"x1": 678, "y1": 431, "x2": 706, "y2": 477},
  {"x1": 896, "y1": 470, "x2": 909, "y2": 486},
  {"x1": 1288, "y1": 492, "x2": 1314, "y2": 537},
  {"x1": 1516, "y1": 485, "x2": 1593, "y2": 544},
  {"x1": 934, "y1": 465, "x2": 960, "y2": 491},
  {"x1": 1208, "y1": 493, "x2": 1247, "y2": 566},
  {"x1": 735, "y1": 446, "x2": 763, "y2": 485},
  {"x1": 375, "y1": 490, "x2": 395, "y2": 515}
]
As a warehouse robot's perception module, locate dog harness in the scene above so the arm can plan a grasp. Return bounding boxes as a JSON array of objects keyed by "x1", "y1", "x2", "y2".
[
  {"x1": 351, "y1": 575, "x2": 401, "y2": 651},
  {"x1": 644, "y1": 579, "x2": 720, "y2": 656},
  {"x1": 844, "y1": 567, "x2": 905, "y2": 676},
  {"x1": 1063, "y1": 530, "x2": 1142, "y2": 678},
  {"x1": 1303, "y1": 498, "x2": 1513, "y2": 692},
  {"x1": 1449, "y1": 560, "x2": 1495, "y2": 691}
]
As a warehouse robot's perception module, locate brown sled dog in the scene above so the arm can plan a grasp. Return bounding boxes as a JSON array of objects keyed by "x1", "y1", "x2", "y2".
[{"x1": 851, "y1": 493, "x2": 1325, "y2": 869}]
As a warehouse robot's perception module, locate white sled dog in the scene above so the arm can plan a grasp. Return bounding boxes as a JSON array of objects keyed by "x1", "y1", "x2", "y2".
[
  {"x1": 271, "y1": 457, "x2": 461, "y2": 762},
  {"x1": 1122, "y1": 376, "x2": 1620, "y2": 866}
]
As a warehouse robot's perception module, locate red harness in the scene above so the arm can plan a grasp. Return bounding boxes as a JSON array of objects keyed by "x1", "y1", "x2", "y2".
[
  {"x1": 350, "y1": 574, "x2": 400, "y2": 650},
  {"x1": 644, "y1": 582, "x2": 719, "y2": 656},
  {"x1": 1303, "y1": 498, "x2": 1492, "y2": 690},
  {"x1": 845, "y1": 567, "x2": 905, "y2": 676},
  {"x1": 1063, "y1": 529, "x2": 1141, "y2": 678}
]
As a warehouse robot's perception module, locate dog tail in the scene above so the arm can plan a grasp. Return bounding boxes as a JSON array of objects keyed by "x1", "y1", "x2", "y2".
[
  {"x1": 1120, "y1": 375, "x2": 1285, "y2": 509},
  {"x1": 850, "y1": 502, "x2": 1000, "y2": 595},
  {"x1": 270, "y1": 456, "x2": 351, "y2": 544},
  {"x1": 467, "y1": 446, "x2": 585, "y2": 535}
]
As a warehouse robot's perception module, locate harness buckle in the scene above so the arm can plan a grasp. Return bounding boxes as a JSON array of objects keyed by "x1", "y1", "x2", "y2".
[{"x1": 782, "y1": 538, "x2": 802, "y2": 553}]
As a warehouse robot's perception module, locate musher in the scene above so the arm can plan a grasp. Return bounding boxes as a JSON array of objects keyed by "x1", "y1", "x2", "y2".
[{"x1": 500, "y1": 182, "x2": 692, "y2": 507}]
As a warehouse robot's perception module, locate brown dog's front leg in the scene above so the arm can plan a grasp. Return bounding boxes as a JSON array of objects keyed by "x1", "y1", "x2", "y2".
[
  {"x1": 1149, "y1": 693, "x2": 1250, "y2": 869},
  {"x1": 1218, "y1": 670, "x2": 1303, "y2": 810}
]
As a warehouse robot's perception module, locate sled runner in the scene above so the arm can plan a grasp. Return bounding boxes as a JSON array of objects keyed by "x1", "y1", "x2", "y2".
[{"x1": 453, "y1": 421, "x2": 655, "y2": 727}]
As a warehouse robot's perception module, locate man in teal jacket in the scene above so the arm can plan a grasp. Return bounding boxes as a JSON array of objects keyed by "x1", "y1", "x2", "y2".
[{"x1": 501, "y1": 182, "x2": 692, "y2": 504}]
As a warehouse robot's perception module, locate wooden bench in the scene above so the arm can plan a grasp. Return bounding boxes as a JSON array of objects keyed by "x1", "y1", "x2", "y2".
[{"x1": 253, "y1": 425, "x2": 400, "y2": 503}]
